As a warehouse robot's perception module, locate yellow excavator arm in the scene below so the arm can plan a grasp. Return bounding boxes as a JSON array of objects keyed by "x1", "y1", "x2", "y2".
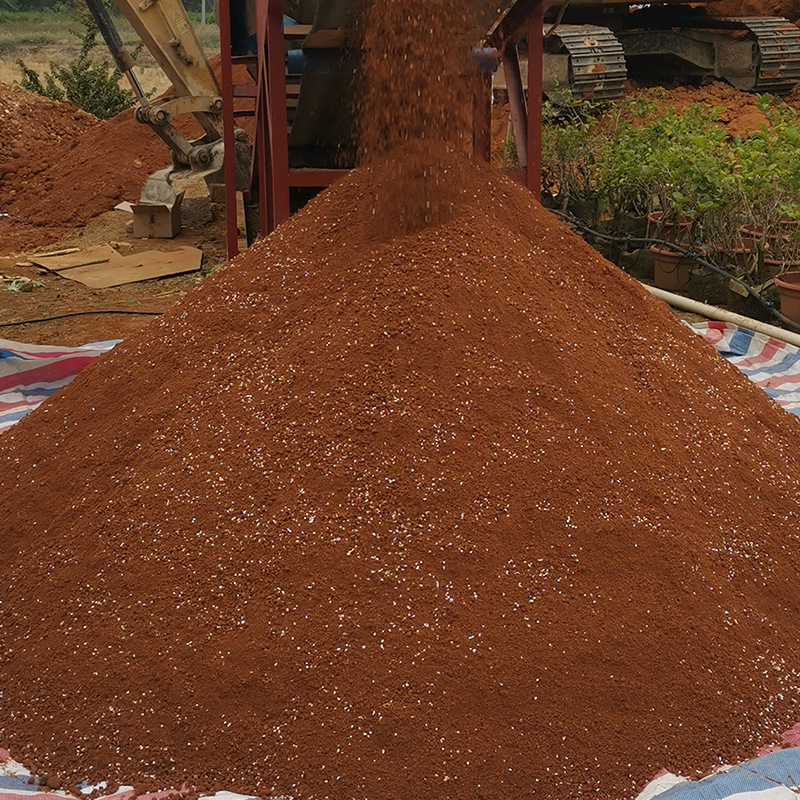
[{"x1": 85, "y1": 0, "x2": 248, "y2": 197}]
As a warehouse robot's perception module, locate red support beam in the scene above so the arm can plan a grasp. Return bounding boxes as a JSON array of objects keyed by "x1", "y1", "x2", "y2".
[
  {"x1": 526, "y1": 4, "x2": 544, "y2": 196},
  {"x1": 225, "y1": 0, "x2": 550, "y2": 250},
  {"x1": 503, "y1": 42, "x2": 528, "y2": 169},
  {"x1": 217, "y1": 0, "x2": 239, "y2": 259},
  {"x1": 254, "y1": 0, "x2": 271, "y2": 236},
  {"x1": 266, "y1": 0, "x2": 290, "y2": 226}
]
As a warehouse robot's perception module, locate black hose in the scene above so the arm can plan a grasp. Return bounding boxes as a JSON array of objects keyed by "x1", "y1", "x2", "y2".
[
  {"x1": 551, "y1": 209, "x2": 800, "y2": 334},
  {"x1": 0, "y1": 310, "x2": 163, "y2": 328}
]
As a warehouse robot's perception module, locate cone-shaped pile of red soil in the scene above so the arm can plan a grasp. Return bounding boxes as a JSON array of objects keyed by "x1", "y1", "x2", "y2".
[{"x1": 1, "y1": 150, "x2": 800, "y2": 800}]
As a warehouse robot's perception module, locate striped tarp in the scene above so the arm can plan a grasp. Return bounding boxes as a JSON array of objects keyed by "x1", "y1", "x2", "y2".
[
  {"x1": 690, "y1": 321, "x2": 800, "y2": 419},
  {"x1": 637, "y1": 746, "x2": 800, "y2": 799},
  {"x1": 0, "y1": 338, "x2": 118, "y2": 434},
  {"x1": 0, "y1": 755, "x2": 264, "y2": 800},
  {"x1": 0, "y1": 750, "x2": 277, "y2": 800}
]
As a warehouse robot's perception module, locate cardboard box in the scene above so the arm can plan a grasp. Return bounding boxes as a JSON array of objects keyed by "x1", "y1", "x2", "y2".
[{"x1": 131, "y1": 191, "x2": 184, "y2": 239}]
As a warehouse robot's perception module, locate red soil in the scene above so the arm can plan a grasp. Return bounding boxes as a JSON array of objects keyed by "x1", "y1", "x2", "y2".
[
  {"x1": 1, "y1": 147, "x2": 800, "y2": 800},
  {"x1": 648, "y1": 83, "x2": 769, "y2": 136},
  {"x1": 0, "y1": 82, "x2": 97, "y2": 163},
  {"x1": 2, "y1": 15, "x2": 800, "y2": 797},
  {"x1": 0, "y1": 60, "x2": 253, "y2": 256},
  {"x1": 709, "y1": 0, "x2": 800, "y2": 26}
]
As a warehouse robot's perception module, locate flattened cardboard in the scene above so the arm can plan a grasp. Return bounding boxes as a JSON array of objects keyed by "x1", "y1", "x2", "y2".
[
  {"x1": 56, "y1": 246, "x2": 202, "y2": 289},
  {"x1": 30, "y1": 244, "x2": 123, "y2": 272}
]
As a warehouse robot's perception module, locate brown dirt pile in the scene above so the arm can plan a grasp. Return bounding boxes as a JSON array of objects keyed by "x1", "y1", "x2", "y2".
[
  {"x1": 0, "y1": 106, "x2": 166, "y2": 228},
  {"x1": 0, "y1": 60, "x2": 253, "y2": 255},
  {"x1": 633, "y1": 83, "x2": 769, "y2": 136},
  {"x1": 709, "y1": 0, "x2": 800, "y2": 25},
  {"x1": 0, "y1": 82, "x2": 97, "y2": 162},
  {"x1": 0, "y1": 101, "x2": 170, "y2": 254},
  {"x1": 3, "y1": 2, "x2": 800, "y2": 797},
  {"x1": 2, "y1": 147, "x2": 800, "y2": 800}
]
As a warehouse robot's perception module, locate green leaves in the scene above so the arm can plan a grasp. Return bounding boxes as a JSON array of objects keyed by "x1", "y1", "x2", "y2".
[
  {"x1": 16, "y1": 6, "x2": 135, "y2": 119},
  {"x1": 543, "y1": 90, "x2": 800, "y2": 270}
]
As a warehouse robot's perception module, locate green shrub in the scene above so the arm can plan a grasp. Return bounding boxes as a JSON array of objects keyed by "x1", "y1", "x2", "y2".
[
  {"x1": 541, "y1": 91, "x2": 605, "y2": 213},
  {"x1": 543, "y1": 89, "x2": 800, "y2": 277},
  {"x1": 17, "y1": 8, "x2": 135, "y2": 119}
]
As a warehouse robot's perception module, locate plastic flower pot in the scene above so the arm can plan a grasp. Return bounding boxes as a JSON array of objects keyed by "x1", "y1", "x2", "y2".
[
  {"x1": 734, "y1": 247, "x2": 754, "y2": 273},
  {"x1": 763, "y1": 257, "x2": 798, "y2": 280},
  {"x1": 714, "y1": 246, "x2": 753, "y2": 273},
  {"x1": 618, "y1": 212, "x2": 648, "y2": 239},
  {"x1": 740, "y1": 225, "x2": 762, "y2": 245},
  {"x1": 773, "y1": 271, "x2": 800, "y2": 324},
  {"x1": 648, "y1": 211, "x2": 692, "y2": 244},
  {"x1": 650, "y1": 244, "x2": 691, "y2": 290}
]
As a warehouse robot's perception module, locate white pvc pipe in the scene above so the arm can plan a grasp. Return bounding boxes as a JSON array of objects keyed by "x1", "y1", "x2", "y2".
[{"x1": 643, "y1": 283, "x2": 800, "y2": 349}]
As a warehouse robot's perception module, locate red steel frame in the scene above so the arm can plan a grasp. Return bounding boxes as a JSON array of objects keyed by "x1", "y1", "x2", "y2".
[{"x1": 218, "y1": 0, "x2": 549, "y2": 258}]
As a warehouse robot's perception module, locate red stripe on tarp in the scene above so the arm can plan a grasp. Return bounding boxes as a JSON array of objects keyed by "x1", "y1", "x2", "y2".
[
  {"x1": 2, "y1": 350, "x2": 89, "y2": 360},
  {"x1": 0, "y1": 356, "x2": 96, "y2": 393},
  {"x1": 756, "y1": 371, "x2": 800, "y2": 389},
  {"x1": 698, "y1": 328, "x2": 725, "y2": 346},
  {"x1": 733, "y1": 338, "x2": 785, "y2": 369},
  {"x1": 0, "y1": 791, "x2": 181, "y2": 800}
]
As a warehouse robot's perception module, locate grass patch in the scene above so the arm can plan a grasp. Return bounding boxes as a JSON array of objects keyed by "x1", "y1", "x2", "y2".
[
  {"x1": 0, "y1": 9, "x2": 219, "y2": 64},
  {"x1": 0, "y1": 8, "x2": 218, "y2": 97}
]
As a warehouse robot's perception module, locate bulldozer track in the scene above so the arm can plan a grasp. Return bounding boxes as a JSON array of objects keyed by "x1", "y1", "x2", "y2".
[
  {"x1": 550, "y1": 25, "x2": 627, "y2": 101},
  {"x1": 729, "y1": 17, "x2": 800, "y2": 94}
]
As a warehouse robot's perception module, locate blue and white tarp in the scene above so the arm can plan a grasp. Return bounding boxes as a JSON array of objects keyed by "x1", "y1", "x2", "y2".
[
  {"x1": 637, "y1": 746, "x2": 800, "y2": 799},
  {"x1": 0, "y1": 338, "x2": 118, "y2": 434},
  {"x1": 2, "y1": 743, "x2": 799, "y2": 800},
  {"x1": 0, "y1": 749, "x2": 265, "y2": 800},
  {"x1": 690, "y1": 321, "x2": 800, "y2": 419}
]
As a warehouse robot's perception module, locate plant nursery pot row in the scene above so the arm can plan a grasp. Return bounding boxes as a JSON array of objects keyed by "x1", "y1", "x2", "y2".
[{"x1": 740, "y1": 220, "x2": 800, "y2": 245}]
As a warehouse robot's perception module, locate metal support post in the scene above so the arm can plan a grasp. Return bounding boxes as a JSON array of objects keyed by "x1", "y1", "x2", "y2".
[
  {"x1": 527, "y1": 4, "x2": 544, "y2": 195},
  {"x1": 266, "y1": 0, "x2": 290, "y2": 226},
  {"x1": 218, "y1": 0, "x2": 240, "y2": 258},
  {"x1": 503, "y1": 43, "x2": 528, "y2": 168}
]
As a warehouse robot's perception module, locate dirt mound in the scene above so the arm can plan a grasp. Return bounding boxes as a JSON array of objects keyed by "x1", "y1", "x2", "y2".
[
  {"x1": 638, "y1": 83, "x2": 769, "y2": 136},
  {"x1": 0, "y1": 106, "x2": 167, "y2": 228},
  {"x1": 0, "y1": 59, "x2": 253, "y2": 256},
  {"x1": 2, "y1": 144, "x2": 800, "y2": 800},
  {"x1": 0, "y1": 100, "x2": 171, "y2": 255},
  {"x1": 3, "y1": 3, "x2": 800, "y2": 797},
  {"x1": 709, "y1": 0, "x2": 800, "y2": 25},
  {"x1": 0, "y1": 82, "x2": 97, "y2": 163}
]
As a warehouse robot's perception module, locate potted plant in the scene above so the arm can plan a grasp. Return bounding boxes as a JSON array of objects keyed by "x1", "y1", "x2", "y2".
[{"x1": 541, "y1": 94, "x2": 606, "y2": 225}]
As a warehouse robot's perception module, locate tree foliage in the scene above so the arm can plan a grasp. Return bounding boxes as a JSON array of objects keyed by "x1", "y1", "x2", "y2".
[{"x1": 17, "y1": 8, "x2": 135, "y2": 119}]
